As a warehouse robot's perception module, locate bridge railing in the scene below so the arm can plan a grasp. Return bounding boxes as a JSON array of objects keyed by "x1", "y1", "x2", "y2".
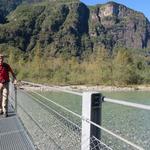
[
  {"x1": 16, "y1": 81, "x2": 149, "y2": 150},
  {"x1": 9, "y1": 81, "x2": 17, "y2": 113}
]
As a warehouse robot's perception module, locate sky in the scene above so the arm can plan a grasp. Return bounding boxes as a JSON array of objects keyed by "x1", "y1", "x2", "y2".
[{"x1": 81, "y1": 0, "x2": 150, "y2": 21}]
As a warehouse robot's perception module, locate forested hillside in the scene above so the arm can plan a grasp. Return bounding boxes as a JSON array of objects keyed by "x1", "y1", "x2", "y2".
[{"x1": 0, "y1": 1, "x2": 150, "y2": 85}]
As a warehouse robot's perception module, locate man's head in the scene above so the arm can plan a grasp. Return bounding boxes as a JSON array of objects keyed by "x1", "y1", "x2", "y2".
[{"x1": 0, "y1": 54, "x2": 4, "y2": 65}]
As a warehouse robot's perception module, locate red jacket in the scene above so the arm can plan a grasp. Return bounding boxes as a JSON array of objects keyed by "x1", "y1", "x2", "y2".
[{"x1": 0, "y1": 63, "x2": 16, "y2": 83}]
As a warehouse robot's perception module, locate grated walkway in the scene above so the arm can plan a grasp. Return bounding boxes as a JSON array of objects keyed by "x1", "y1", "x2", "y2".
[{"x1": 0, "y1": 114, "x2": 35, "y2": 150}]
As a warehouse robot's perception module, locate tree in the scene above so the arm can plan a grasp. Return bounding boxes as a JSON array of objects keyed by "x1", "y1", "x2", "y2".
[
  {"x1": 30, "y1": 44, "x2": 43, "y2": 80},
  {"x1": 113, "y1": 49, "x2": 139, "y2": 85}
]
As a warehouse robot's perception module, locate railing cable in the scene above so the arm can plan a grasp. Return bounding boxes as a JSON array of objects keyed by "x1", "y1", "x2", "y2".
[{"x1": 29, "y1": 90, "x2": 144, "y2": 150}]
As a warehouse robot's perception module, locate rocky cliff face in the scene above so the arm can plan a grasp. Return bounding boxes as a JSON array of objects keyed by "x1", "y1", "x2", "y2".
[
  {"x1": 0, "y1": 1, "x2": 150, "y2": 57},
  {"x1": 89, "y1": 2, "x2": 150, "y2": 50}
]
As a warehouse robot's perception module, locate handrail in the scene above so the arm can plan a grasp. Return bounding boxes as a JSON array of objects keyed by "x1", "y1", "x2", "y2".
[
  {"x1": 9, "y1": 82, "x2": 17, "y2": 113},
  {"x1": 21, "y1": 81, "x2": 82, "y2": 96},
  {"x1": 21, "y1": 81, "x2": 150, "y2": 111},
  {"x1": 29, "y1": 90, "x2": 144, "y2": 150},
  {"x1": 20, "y1": 81, "x2": 149, "y2": 149},
  {"x1": 104, "y1": 98, "x2": 150, "y2": 110},
  {"x1": 14, "y1": 85, "x2": 17, "y2": 113}
]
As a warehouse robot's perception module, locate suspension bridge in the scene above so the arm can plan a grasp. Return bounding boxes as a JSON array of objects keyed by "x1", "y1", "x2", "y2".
[{"x1": 0, "y1": 81, "x2": 149, "y2": 150}]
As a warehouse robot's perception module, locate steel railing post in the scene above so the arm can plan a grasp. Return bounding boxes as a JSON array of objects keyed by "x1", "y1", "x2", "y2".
[
  {"x1": 81, "y1": 92, "x2": 103, "y2": 150},
  {"x1": 14, "y1": 85, "x2": 17, "y2": 114}
]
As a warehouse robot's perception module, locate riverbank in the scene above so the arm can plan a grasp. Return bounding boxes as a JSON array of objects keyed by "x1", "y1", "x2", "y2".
[
  {"x1": 19, "y1": 81, "x2": 150, "y2": 92},
  {"x1": 59, "y1": 85, "x2": 150, "y2": 92}
]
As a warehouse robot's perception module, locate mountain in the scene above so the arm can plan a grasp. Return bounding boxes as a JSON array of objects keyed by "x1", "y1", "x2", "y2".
[
  {"x1": 89, "y1": 2, "x2": 150, "y2": 50},
  {"x1": 0, "y1": 0, "x2": 22, "y2": 23},
  {"x1": 0, "y1": 1, "x2": 150, "y2": 58},
  {"x1": 0, "y1": 0, "x2": 56, "y2": 23}
]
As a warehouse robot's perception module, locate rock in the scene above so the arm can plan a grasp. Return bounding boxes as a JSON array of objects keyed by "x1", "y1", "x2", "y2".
[{"x1": 0, "y1": 1, "x2": 150, "y2": 57}]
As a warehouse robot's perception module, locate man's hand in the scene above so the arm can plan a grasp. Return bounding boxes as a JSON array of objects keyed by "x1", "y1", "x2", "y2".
[
  {"x1": 0, "y1": 83, "x2": 3, "y2": 89},
  {"x1": 13, "y1": 79, "x2": 17, "y2": 85}
]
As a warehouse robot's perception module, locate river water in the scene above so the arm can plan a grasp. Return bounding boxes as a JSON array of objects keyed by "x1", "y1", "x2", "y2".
[
  {"x1": 101, "y1": 91, "x2": 150, "y2": 150},
  {"x1": 27, "y1": 90, "x2": 150, "y2": 149}
]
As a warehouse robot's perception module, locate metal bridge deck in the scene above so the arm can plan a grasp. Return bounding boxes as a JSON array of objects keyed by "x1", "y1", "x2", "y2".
[{"x1": 0, "y1": 114, "x2": 35, "y2": 150}]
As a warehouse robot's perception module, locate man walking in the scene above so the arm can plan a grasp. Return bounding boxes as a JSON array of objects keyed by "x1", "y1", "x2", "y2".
[{"x1": 0, "y1": 54, "x2": 16, "y2": 117}]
